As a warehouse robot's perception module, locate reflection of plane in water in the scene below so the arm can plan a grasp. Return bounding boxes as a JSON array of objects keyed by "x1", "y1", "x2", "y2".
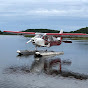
[
  {"x1": 6, "y1": 56, "x2": 88, "y2": 79},
  {"x1": 28, "y1": 56, "x2": 71, "y2": 73}
]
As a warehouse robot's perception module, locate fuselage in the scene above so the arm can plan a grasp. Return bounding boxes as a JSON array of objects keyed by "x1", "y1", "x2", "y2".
[{"x1": 31, "y1": 37, "x2": 62, "y2": 47}]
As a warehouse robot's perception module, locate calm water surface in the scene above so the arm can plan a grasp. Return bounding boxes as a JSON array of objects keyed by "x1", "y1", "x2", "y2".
[{"x1": 0, "y1": 35, "x2": 88, "y2": 88}]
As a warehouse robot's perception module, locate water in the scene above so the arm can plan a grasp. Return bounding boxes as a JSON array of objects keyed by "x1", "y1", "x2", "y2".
[{"x1": 0, "y1": 35, "x2": 88, "y2": 88}]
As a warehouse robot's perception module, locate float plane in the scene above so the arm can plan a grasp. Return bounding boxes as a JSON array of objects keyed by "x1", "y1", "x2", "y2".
[
  {"x1": 4, "y1": 29, "x2": 88, "y2": 47},
  {"x1": 3, "y1": 30, "x2": 88, "y2": 56}
]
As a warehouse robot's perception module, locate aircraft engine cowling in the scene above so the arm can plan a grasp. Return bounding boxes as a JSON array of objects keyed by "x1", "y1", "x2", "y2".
[{"x1": 32, "y1": 38, "x2": 45, "y2": 47}]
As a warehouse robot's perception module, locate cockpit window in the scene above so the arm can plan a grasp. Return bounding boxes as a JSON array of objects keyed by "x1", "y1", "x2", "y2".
[{"x1": 35, "y1": 34, "x2": 43, "y2": 38}]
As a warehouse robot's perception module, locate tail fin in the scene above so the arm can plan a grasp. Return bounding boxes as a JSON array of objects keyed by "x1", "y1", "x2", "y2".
[
  {"x1": 57, "y1": 29, "x2": 63, "y2": 41},
  {"x1": 59, "y1": 29, "x2": 63, "y2": 34}
]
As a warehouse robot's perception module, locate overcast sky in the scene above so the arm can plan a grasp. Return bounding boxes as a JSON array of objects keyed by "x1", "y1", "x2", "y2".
[{"x1": 0, "y1": 0, "x2": 88, "y2": 32}]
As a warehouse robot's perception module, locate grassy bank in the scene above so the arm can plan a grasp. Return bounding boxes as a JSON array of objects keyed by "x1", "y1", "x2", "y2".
[{"x1": 71, "y1": 37, "x2": 88, "y2": 40}]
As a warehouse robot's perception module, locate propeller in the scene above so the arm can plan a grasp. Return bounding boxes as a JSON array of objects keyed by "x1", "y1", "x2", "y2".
[
  {"x1": 26, "y1": 37, "x2": 35, "y2": 44},
  {"x1": 26, "y1": 39, "x2": 32, "y2": 44}
]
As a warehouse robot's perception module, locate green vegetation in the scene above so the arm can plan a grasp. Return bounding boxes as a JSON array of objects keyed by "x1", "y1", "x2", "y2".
[
  {"x1": 23, "y1": 29, "x2": 68, "y2": 33},
  {"x1": 71, "y1": 37, "x2": 88, "y2": 40},
  {"x1": 22, "y1": 29, "x2": 60, "y2": 33},
  {"x1": 1, "y1": 27, "x2": 88, "y2": 36},
  {"x1": 0, "y1": 30, "x2": 3, "y2": 34},
  {"x1": 70, "y1": 27, "x2": 88, "y2": 34},
  {"x1": 70, "y1": 27, "x2": 88, "y2": 40},
  {"x1": 22, "y1": 27, "x2": 88, "y2": 34}
]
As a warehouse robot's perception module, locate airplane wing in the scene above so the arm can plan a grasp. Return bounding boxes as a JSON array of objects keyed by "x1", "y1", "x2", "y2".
[
  {"x1": 3, "y1": 31, "x2": 88, "y2": 38},
  {"x1": 46, "y1": 33, "x2": 88, "y2": 38},
  {"x1": 3, "y1": 31, "x2": 35, "y2": 35}
]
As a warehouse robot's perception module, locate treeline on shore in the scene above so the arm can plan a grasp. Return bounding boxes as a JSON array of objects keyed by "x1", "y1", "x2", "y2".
[
  {"x1": 0, "y1": 30, "x2": 3, "y2": 34},
  {"x1": 21, "y1": 27, "x2": 88, "y2": 34},
  {"x1": 70, "y1": 27, "x2": 88, "y2": 34},
  {"x1": 22, "y1": 29, "x2": 60, "y2": 33},
  {"x1": 0, "y1": 27, "x2": 88, "y2": 35}
]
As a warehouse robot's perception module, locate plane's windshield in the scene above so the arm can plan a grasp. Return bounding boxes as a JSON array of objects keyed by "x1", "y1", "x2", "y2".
[
  {"x1": 43, "y1": 36, "x2": 58, "y2": 41},
  {"x1": 35, "y1": 34, "x2": 43, "y2": 38}
]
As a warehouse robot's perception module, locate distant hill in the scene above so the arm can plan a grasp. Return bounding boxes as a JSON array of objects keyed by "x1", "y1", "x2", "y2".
[
  {"x1": 23, "y1": 28, "x2": 88, "y2": 34},
  {"x1": 22, "y1": 29, "x2": 60, "y2": 33},
  {"x1": 1, "y1": 27, "x2": 88, "y2": 35},
  {"x1": 70, "y1": 27, "x2": 88, "y2": 34}
]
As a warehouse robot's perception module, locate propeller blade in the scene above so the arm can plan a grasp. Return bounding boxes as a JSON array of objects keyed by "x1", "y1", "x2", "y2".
[{"x1": 26, "y1": 39, "x2": 32, "y2": 44}]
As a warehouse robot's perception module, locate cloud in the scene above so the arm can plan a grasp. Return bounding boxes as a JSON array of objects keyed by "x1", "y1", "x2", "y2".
[
  {"x1": 1, "y1": 8, "x2": 88, "y2": 17},
  {"x1": 0, "y1": 0, "x2": 88, "y2": 17},
  {"x1": 0, "y1": 0, "x2": 88, "y2": 31}
]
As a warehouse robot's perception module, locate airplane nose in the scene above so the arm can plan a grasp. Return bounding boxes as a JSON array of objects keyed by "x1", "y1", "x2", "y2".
[
  {"x1": 31, "y1": 39, "x2": 35, "y2": 44},
  {"x1": 32, "y1": 39, "x2": 34, "y2": 41}
]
